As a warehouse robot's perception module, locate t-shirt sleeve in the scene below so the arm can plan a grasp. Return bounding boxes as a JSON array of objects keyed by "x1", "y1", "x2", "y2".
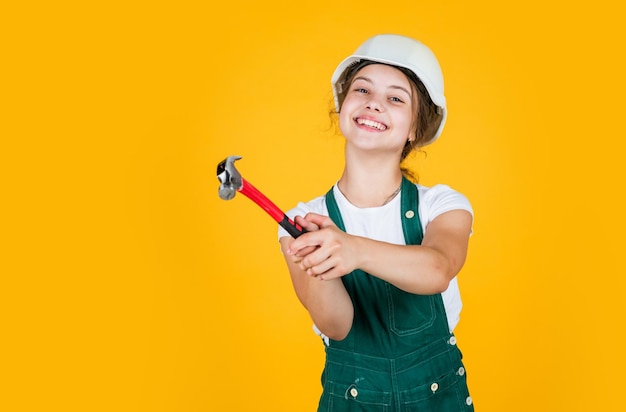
[{"x1": 419, "y1": 184, "x2": 474, "y2": 232}]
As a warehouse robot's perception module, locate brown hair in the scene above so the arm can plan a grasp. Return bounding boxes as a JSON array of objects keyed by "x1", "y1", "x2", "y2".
[{"x1": 331, "y1": 60, "x2": 443, "y2": 181}]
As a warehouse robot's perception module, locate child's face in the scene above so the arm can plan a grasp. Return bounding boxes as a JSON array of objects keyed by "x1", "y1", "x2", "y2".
[{"x1": 339, "y1": 64, "x2": 417, "y2": 155}]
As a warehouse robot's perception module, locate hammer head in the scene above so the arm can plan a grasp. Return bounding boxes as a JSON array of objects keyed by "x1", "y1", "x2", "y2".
[{"x1": 217, "y1": 155, "x2": 243, "y2": 200}]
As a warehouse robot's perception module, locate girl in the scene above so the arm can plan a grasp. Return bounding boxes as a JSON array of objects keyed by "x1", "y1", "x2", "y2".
[{"x1": 278, "y1": 34, "x2": 474, "y2": 411}]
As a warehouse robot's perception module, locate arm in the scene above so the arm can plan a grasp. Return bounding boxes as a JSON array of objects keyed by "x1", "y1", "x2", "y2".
[
  {"x1": 288, "y1": 210, "x2": 473, "y2": 295},
  {"x1": 279, "y1": 216, "x2": 354, "y2": 341}
]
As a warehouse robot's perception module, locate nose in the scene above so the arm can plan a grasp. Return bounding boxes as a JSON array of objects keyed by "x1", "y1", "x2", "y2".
[{"x1": 366, "y1": 96, "x2": 384, "y2": 112}]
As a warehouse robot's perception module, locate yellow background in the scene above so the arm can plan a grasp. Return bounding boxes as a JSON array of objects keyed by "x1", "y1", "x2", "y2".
[{"x1": 3, "y1": 1, "x2": 625, "y2": 411}]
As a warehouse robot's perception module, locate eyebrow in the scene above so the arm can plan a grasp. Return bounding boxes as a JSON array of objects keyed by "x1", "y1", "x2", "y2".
[{"x1": 352, "y1": 76, "x2": 412, "y2": 98}]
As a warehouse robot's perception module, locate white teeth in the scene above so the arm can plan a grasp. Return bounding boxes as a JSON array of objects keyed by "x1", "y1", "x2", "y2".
[{"x1": 357, "y1": 118, "x2": 387, "y2": 131}]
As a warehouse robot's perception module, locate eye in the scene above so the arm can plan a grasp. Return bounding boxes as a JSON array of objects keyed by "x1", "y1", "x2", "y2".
[
  {"x1": 389, "y1": 96, "x2": 405, "y2": 103},
  {"x1": 353, "y1": 87, "x2": 368, "y2": 94}
]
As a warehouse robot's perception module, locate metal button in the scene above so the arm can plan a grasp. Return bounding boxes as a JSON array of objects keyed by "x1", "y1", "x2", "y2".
[
  {"x1": 449, "y1": 336, "x2": 457, "y2": 345},
  {"x1": 430, "y1": 382, "x2": 439, "y2": 392},
  {"x1": 457, "y1": 366, "x2": 465, "y2": 376},
  {"x1": 405, "y1": 210, "x2": 415, "y2": 219},
  {"x1": 466, "y1": 396, "x2": 473, "y2": 405},
  {"x1": 349, "y1": 387, "x2": 358, "y2": 398}
]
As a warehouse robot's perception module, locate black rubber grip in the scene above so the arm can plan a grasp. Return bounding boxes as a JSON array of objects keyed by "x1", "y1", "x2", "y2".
[{"x1": 279, "y1": 215, "x2": 305, "y2": 238}]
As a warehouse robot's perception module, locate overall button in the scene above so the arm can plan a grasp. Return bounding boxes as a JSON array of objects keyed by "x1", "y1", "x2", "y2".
[
  {"x1": 457, "y1": 366, "x2": 465, "y2": 376},
  {"x1": 448, "y1": 336, "x2": 457, "y2": 346},
  {"x1": 349, "y1": 387, "x2": 358, "y2": 398},
  {"x1": 405, "y1": 210, "x2": 415, "y2": 219},
  {"x1": 430, "y1": 382, "x2": 439, "y2": 392},
  {"x1": 466, "y1": 396, "x2": 473, "y2": 405}
]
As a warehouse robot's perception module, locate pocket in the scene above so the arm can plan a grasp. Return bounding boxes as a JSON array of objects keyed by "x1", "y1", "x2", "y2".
[
  {"x1": 398, "y1": 369, "x2": 473, "y2": 412},
  {"x1": 386, "y1": 283, "x2": 436, "y2": 336},
  {"x1": 319, "y1": 381, "x2": 392, "y2": 412}
]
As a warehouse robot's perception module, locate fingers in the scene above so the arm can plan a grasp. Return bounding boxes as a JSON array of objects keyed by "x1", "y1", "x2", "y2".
[
  {"x1": 283, "y1": 234, "x2": 335, "y2": 279},
  {"x1": 289, "y1": 236, "x2": 333, "y2": 277},
  {"x1": 285, "y1": 216, "x2": 350, "y2": 280},
  {"x1": 299, "y1": 246, "x2": 331, "y2": 273},
  {"x1": 295, "y1": 245, "x2": 317, "y2": 258},
  {"x1": 304, "y1": 262, "x2": 344, "y2": 281},
  {"x1": 303, "y1": 213, "x2": 335, "y2": 229},
  {"x1": 288, "y1": 214, "x2": 337, "y2": 255},
  {"x1": 288, "y1": 230, "x2": 325, "y2": 257},
  {"x1": 298, "y1": 241, "x2": 349, "y2": 281},
  {"x1": 294, "y1": 215, "x2": 319, "y2": 232}
]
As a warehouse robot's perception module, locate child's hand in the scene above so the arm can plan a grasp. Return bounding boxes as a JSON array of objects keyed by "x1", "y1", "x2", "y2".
[
  {"x1": 288, "y1": 213, "x2": 356, "y2": 280},
  {"x1": 289, "y1": 215, "x2": 320, "y2": 258}
]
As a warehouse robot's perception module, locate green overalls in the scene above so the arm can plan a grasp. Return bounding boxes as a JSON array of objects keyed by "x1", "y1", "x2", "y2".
[{"x1": 318, "y1": 177, "x2": 473, "y2": 412}]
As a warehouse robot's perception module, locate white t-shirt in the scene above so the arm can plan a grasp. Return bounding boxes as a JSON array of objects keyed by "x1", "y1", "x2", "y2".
[{"x1": 278, "y1": 182, "x2": 473, "y2": 335}]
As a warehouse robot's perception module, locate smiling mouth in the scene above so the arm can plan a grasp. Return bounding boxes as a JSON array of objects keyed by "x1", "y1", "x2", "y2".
[{"x1": 355, "y1": 118, "x2": 387, "y2": 131}]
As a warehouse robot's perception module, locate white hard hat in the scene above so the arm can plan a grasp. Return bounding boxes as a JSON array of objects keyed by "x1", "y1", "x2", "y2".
[{"x1": 331, "y1": 34, "x2": 447, "y2": 143}]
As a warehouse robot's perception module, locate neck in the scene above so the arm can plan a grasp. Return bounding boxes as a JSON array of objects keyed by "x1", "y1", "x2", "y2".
[{"x1": 337, "y1": 163, "x2": 403, "y2": 208}]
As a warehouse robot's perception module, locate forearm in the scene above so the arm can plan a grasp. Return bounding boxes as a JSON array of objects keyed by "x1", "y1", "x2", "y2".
[
  {"x1": 356, "y1": 237, "x2": 457, "y2": 294},
  {"x1": 352, "y1": 210, "x2": 472, "y2": 294},
  {"x1": 298, "y1": 276, "x2": 354, "y2": 340},
  {"x1": 280, "y1": 238, "x2": 354, "y2": 340}
]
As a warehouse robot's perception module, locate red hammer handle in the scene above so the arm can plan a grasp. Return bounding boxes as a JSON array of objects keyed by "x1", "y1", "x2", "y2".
[{"x1": 239, "y1": 177, "x2": 305, "y2": 238}]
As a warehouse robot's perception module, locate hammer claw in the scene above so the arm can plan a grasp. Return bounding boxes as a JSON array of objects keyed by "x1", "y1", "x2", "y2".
[{"x1": 217, "y1": 155, "x2": 243, "y2": 200}]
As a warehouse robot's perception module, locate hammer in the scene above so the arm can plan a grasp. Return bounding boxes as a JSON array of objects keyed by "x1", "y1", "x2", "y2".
[{"x1": 217, "y1": 155, "x2": 305, "y2": 238}]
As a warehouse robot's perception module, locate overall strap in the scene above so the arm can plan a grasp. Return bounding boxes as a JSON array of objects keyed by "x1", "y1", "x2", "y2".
[
  {"x1": 400, "y1": 176, "x2": 423, "y2": 245},
  {"x1": 324, "y1": 184, "x2": 345, "y2": 231}
]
